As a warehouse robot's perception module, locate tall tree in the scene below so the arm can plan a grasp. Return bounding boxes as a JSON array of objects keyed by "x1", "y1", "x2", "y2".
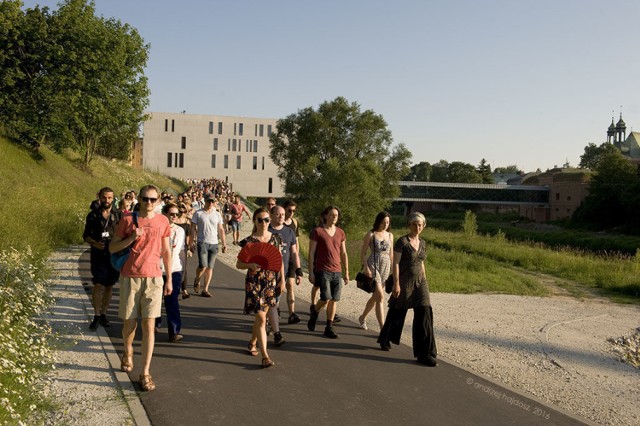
[
  {"x1": 0, "y1": 0, "x2": 149, "y2": 164},
  {"x1": 270, "y1": 97, "x2": 412, "y2": 230},
  {"x1": 477, "y1": 158, "x2": 494, "y2": 183},
  {"x1": 579, "y1": 142, "x2": 618, "y2": 170}
]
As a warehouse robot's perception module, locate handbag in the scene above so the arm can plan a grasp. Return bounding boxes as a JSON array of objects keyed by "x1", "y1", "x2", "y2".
[
  {"x1": 356, "y1": 271, "x2": 375, "y2": 293},
  {"x1": 110, "y1": 212, "x2": 138, "y2": 272}
]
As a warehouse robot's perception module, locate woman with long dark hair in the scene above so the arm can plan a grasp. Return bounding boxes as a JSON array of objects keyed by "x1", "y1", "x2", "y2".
[{"x1": 358, "y1": 211, "x2": 393, "y2": 330}]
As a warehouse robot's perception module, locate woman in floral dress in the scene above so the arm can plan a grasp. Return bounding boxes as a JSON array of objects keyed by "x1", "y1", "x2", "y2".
[{"x1": 236, "y1": 208, "x2": 285, "y2": 368}]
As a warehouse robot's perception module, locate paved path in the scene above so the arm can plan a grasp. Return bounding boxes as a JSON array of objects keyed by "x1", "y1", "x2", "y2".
[{"x1": 83, "y1": 252, "x2": 589, "y2": 426}]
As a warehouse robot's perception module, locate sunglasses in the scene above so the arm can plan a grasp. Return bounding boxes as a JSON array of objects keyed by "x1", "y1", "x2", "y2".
[
  {"x1": 141, "y1": 196, "x2": 158, "y2": 203},
  {"x1": 168, "y1": 212, "x2": 181, "y2": 217},
  {"x1": 257, "y1": 217, "x2": 270, "y2": 224}
]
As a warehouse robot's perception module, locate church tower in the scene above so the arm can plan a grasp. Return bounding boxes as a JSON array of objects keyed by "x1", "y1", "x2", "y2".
[
  {"x1": 607, "y1": 117, "x2": 615, "y2": 144},
  {"x1": 615, "y1": 113, "x2": 626, "y2": 144}
]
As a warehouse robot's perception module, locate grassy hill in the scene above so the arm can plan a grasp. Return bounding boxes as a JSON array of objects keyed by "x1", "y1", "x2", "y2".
[{"x1": 0, "y1": 136, "x2": 186, "y2": 256}]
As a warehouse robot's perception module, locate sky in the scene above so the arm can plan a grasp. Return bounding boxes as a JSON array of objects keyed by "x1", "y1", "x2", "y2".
[{"x1": 21, "y1": 0, "x2": 640, "y2": 172}]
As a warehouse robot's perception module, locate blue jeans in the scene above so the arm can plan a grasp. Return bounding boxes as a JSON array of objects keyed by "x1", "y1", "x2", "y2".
[
  {"x1": 315, "y1": 271, "x2": 342, "y2": 301},
  {"x1": 197, "y1": 242, "x2": 218, "y2": 268},
  {"x1": 155, "y1": 271, "x2": 183, "y2": 337}
]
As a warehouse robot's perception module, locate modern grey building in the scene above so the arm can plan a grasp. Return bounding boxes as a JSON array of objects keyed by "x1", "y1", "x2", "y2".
[{"x1": 140, "y1": 112, "x2": 284, "y2": 197}]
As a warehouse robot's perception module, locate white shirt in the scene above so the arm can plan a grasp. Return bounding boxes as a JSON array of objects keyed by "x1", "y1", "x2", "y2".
[{"x1": 191, "y1": 208, "x2": 223, "y2": 244}]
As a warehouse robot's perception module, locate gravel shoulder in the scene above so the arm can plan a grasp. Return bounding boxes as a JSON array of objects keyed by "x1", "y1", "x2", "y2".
[{"x1": 44, "y1": 232, "x2": 640, "y2": 425}]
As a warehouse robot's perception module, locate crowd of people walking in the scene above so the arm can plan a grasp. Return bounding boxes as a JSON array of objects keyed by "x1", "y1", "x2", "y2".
[{"x1": 83, "y1": 177, "x2": 437, "y2": 390}]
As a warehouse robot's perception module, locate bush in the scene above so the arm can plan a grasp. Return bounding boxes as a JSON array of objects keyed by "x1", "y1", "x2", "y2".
[{"x1": 0, "y1": 248, "x2": 55, "y2": 424}]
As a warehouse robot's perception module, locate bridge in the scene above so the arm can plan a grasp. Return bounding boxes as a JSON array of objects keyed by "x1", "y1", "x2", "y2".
[{"x1": 396, "y1": 181, "x2": 550, "y2": 206}]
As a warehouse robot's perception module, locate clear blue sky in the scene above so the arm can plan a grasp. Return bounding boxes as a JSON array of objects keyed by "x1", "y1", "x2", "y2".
[{"x1": 22, "y1": 0, "x2": 640, "y2": 172}]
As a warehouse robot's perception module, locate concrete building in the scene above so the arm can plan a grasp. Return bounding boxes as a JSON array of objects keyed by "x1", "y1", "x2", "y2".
[{"x1": 139, "y1": 112, "x2": 284, "y2": 197}]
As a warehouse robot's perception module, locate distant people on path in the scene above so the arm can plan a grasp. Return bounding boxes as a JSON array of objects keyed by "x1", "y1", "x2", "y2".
[
  {"x1": 236, "y1": 208, "x2": 285, "y2": 368},
  {"x1": 282, "y1": 200, "x2": 304, "y2": 324},
  {"x1": 190, "y1": 193, "x2": 227, "y2": 297},
  {"x1": 378, "y1": 212, "x2": 438, "y2": 367},
  {"x1": 229, "y1": 194, "x2": 251, "y2": 245},
  {"x1": 155, "y1": 203, "x2": 186, "y2": 342},
  {"x1": 268, "y1": 205, "x2": 301, "y2": 345},
  {"x1": 110, "y1": 184, "x2": 173, "y2": 391},
  {"x1": 307, "y1": 206, "x2": 350, "y2": 339},
  {"x1": 83, "y1": 187, "x2": 122, "y2": 330},
  {"x1": 358, "y1": 212, "x2": 393, "y2": 330}
]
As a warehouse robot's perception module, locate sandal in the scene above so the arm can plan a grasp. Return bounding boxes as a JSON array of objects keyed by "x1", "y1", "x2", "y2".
[
  {"x1": 120, "y1": 353, "x2": 133, "y2": 373},
  {"x1": 261, "y1": 357, "x2": 275, "y2": 369},
  {"x1": 247, "y1": 342, "x2": 259, "y2": 356},
  {"x1": 139, "y1": 374, "x2": 156, "y2": 391}
]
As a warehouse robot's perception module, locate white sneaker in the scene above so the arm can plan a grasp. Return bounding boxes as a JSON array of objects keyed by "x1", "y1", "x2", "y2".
[{"x1": 359, "y1": 316, "x2": 368, "y2": 330}]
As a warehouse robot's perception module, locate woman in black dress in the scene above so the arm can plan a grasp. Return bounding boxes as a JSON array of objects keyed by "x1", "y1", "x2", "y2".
[{"x1": 377, "y1": 212, "x2": 437, "y2": 367}]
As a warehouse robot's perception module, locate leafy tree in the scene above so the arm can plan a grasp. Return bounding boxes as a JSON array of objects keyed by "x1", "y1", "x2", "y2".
[
  {"x1": 493, "y1": 165, "x2": 522, "y2": 174},
  {"x1": 270, "y1": 97, "x2": 412, "y2": 230},
  {"x1": 403, "y1": 161, "x2": 432, "y2": 181},
  {"x1": 0, "y1": 0, "x2": 149, "y2": 165},
  {"x1": 579, "y1": 142, "x2": 618, "y2": 170},
  {"x1": 430, "y1": 160, "x2": 482, "y2": 183},
  {"x1": 574, "y1": 149, "x2": 640, "y2": 229},
  {"x1": 477, "y1": 158, "x2": 494, "y2": 183}
]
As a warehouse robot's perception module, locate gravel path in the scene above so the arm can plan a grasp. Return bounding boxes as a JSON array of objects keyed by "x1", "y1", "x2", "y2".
[{"x1": 44, "y1": 230, "x2": 640, "y2": 425}]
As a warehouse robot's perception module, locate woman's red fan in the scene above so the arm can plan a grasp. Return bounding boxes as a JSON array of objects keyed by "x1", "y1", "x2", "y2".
[{"x1": 238, "y1": 242, "x2": 282, "y2": 272}]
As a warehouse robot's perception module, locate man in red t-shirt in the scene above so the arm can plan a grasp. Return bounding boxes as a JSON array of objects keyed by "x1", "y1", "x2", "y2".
[
  {"x1": 110, "y1": 185, "x2": 172, "y2": 392},
  {"x1": 307, "y1": 206, "x2": 350, "y2": 339},
  {"x1": 229, "y1": 194, "x2": 251, "y2": 245}
]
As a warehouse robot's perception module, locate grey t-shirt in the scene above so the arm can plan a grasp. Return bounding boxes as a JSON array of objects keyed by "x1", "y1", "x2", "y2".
[{"x1": 191, "y1": 208, "x2": 223, "y2": 244}]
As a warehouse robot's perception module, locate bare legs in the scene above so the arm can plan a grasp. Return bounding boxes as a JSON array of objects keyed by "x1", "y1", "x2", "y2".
[
  {"x1": 92, "y1": 283, "x2": 112, "y2": 316},
  {"x1": 359, "y1": 284, "x2": 385, "y2": 329},
  {"x1": 122, "y1": 318, "x2": 156, "y2": 376}
]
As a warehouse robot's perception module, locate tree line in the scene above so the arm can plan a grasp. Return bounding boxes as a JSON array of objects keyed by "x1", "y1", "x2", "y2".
[
  {"x1": 403, "y1": 159, "x2": 522, "y2": 184},
  {"x1": 0, "y1": 0, "x2": 149, "y2": 165}
]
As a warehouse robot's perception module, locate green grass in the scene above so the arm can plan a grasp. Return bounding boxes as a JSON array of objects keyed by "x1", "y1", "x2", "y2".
[
  {"x1": 0, "y1": 139, "x2": 186, "y2": 257},
  {"x1": 0, "y1": 136, "x2": 187, "y2": 423}
]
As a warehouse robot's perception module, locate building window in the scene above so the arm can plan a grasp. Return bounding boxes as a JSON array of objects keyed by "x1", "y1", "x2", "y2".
[
  {"x1": 211, "y1": 154, "x2": 216, "y2": 168},
  {"x1": 232, "y1": 139, "x2": 237, "y2": 151},
  {"x1": 253, "y1": 156, "x2": 257, "y2": 170},
  {"x1": 181, "y1": 136, "x2": 186, "y2": 149},
  {"x1": 174, "y1": 153, "x2": 178, "y2": 167},
  {"x1": 179, "y1": 153, "x2": 184, "y2": 168},
  {"x1": 228, "y1": 139, "x2": 231, "y2": 151},
  {"x1": 255, "y1": 124, "x2": 258, "y2": 136},
  {"x1": 236, "y1": 155, "x2": 241, "y2": 169},
  {"x1": 171, "y1": 119, "x2": 175, "y2": 132},
  {"x1": 239, "y1": 123, "x2": 243, "y2": 136},
  {"x1": 254, "y1": 140, "x2": 258, "y2": 152},
  {"x1": 262, "y1": 156, "x2": 265, "y2": 170},
  {"x1": 259, "y1": 124, "x2": 264, "y2": 137},
  {"x1": 268, "y1": 125, "x2": 272, "y2": 136},
  {"x1": 213, "y1": 138, "x2": 218, "y2": 150},
  {"x1": 234, "y1": 123, "x2": 237, "y2": 135},
  {"x1": 555, "y1": 193, "x2": 560, "y2": 201},
  {"x1": 224, "y1": 155, "x2": 229, "y2": 169},
  {"x1": 268, "y1": 178, "x2": 273, "y2": 194},
  {"x1": 567, "y1": 195, "x2": 572, "y2": 201},
  {"x1": 218, "y1": 122, "x2": 223, "y2": 134},
  {"x1": 167, "y1": 152, "x2": 172, "y2": 167},
  {"x1": 209, "y1": 121, "x2": 214, "y2": 134},
  {"x1": 165, "y1": 119, "x2": 168, "y2": 132}
]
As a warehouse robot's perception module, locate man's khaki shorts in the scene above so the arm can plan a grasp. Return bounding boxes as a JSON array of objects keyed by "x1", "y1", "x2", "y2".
[{"x1": 118, "y1": 276, "x2": 164, "y2": 320}]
